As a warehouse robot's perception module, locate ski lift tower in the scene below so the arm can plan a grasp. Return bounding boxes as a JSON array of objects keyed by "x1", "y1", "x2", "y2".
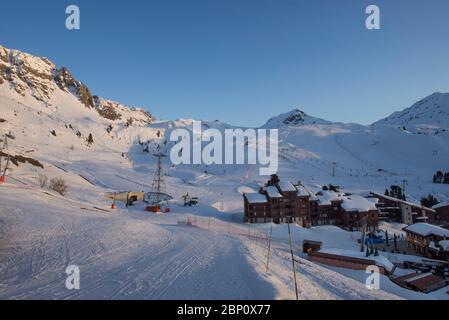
[
  {"x1": 150, "y1": 146, "x2": 167, "y2": 205},
  {"x1": 0, "y1": 133, "x2": 10, "y2": 182}
]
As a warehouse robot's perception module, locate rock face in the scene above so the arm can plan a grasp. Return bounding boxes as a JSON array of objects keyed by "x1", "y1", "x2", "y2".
[
  {"x1": 93, "y1": 96, "x2": 155, "y2": 125},
  {"x1": 0, "y1": 44, "x2": 155, "y2": 126},
  {"x1": 54, "y1": 67, "x2": 95, "y2": 109},
  {"x1": 0, "y1": 45, "x2": 56, "y2": 102},
  {"x1": 262, "y1": 108, "x2": 331, "y2": 128}
]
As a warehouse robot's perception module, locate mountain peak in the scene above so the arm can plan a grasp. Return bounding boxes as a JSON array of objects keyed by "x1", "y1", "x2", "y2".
[
  {"x1": 374, "y1": 92, "x2": 449, "y2": 129},
  {"x1": 262, "y1": 108, "x2": 331, "y2": 128}
]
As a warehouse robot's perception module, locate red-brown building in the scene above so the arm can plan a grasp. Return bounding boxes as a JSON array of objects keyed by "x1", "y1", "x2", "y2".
[
  {"x1": 403, "y1": 223, "x2": 449, "y2": 260},
  {"x1": 339, "y1": 195, "x2": 379, "y2": 232},
  {"x1": 432, "y1": 202, "x2": 449, "y2": 225},
  {"x1": 243, "y1": 179, "x2": 379, "y2": 230},
  {"x1": 243, "y1": 193, "x2": 269, "y2": 223}
]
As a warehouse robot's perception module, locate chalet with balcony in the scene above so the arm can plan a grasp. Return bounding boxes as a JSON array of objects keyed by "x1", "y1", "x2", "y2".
[
  {"x1": 403, "y1": 223, "x2": 449, "y2": 260},
  {"x1": 369, "y1": 192, "x2": 435, "y2": 225},
  {"x1": 340, "y1": 195, "x2": 379, "y2": 232}
]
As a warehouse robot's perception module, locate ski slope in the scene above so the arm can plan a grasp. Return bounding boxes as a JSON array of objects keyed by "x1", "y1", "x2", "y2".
[
  {"x1": 0, "y1": 182, "x2": 429, "y2": 300},
  {"x1": 1, "y1": 45, "x2": 449, "y2": 300}
]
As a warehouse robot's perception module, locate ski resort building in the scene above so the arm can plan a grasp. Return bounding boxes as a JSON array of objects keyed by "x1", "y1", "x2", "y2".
[
  {"x1": 369, "y1": 192, "x2": 435, "y2": 225},
  {"x1": 243, "y1": 178, "x2": 379, "y2": 230},
  {"x1": 403, "y1": 223, "x2": 449, "y2": 260},
  {"x1": 243, "y1": 193, "x2": 269, "y2": 223},
  {"x1": 432, "y1": 202, "x2": 449, "y2": 225},
  {"x1": 339, "y1": 195, "x2": 379, "y2": 231},
  {"x1": 244, "y1": 180, "x2": 311, "y2": 226}
]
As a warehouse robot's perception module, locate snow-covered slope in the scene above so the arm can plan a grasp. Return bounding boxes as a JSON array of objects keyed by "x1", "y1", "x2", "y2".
[
  {"x1": 374, "y1": 92, "x2": 449, "y2": 131},
  {"x1": 0, "y1": 45, "x2": 154, "y2": 127},
  {"x1": 1, "y1": 45, "x2": 449, "y2": 300}
]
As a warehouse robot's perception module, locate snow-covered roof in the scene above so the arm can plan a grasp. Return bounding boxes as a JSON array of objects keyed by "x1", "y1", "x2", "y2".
[
  {"x1": 404, "y1": 273, "x2": 434, "y2": 284},
  {"x1": 245, "y1": 193, "x2": 268, "y2": 204},
  {"x1": 263, "y1": 186, "x2": 283, "y2": 198},
  {"x1": 439, "y1": 240, "x2": 449, "y2": 251},
  {"x1": 403, "y1": 223, "x2": 449, "y2": 238},
  {"x1": 433, "y1": 202, "x2": 449, "y2": 210},
  {"x1": 319, "y1": 248, "x2": 394, "y2": 272},
  {"x1": 366, "y1": 197, "x2": 379, "y2": 204},
  {"x1": 341, "y1": 195, "x2": 378, "y2": 212},
  {"x1": 278, "y1": 181, "x2": 297, "y2": 192},
  {"x1": 296, "y1": 185, "x2": 309, "y2": 197},
  {"x1": 371, "y1": 192, "x2": 435, "y2": 213},
  {"x1": 316, "y1": 190, "x2": 343, "y2": 205}
]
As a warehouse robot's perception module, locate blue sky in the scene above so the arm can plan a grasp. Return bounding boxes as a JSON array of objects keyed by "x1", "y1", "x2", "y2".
[{"x1": 1, "y1": 0, "x2": 449, "y2": 127}]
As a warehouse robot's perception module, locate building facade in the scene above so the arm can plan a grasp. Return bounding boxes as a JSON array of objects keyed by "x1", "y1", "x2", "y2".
[
  {"x1": 403, "y1": 223, "x2": 449, "y2": 260},
  {"x1": 432, "y1": 202, "x2": 449, "y2": 225},
  {"x1": 243, "y1": 179, "x2": 379, "y2": 230},
  {"x1": 369, "y1": 192, "x2": 435, "y2": 225}
]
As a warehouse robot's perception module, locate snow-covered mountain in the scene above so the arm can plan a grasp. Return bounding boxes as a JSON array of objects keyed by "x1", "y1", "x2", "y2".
[
  {"x1": 262, "y1": 108, "x2": 331, "y2": 128},
  {"x1": 1, "y1": 43, "x2": 449, "y2": 206},
  {"x1": 2, "y1": 44, "x2": 449, "y2": 300},
  {"x1": 374, "y1": 92, "x2": 449, "y2": 130},
  {"x1": 0, "y1": 45, "x2": 154, "y2": 127}
]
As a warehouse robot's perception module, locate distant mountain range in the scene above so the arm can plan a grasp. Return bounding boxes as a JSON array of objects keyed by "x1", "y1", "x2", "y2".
[
  {"x1": 2, "y1": 44, "x2": 449, "y2": 130},
  {"x1": 1, "y1": 44, "x2": 449, "y2": 206}
]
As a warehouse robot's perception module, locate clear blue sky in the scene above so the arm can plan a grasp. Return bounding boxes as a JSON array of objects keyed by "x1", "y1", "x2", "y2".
[{"x1": 1, "y1": 0, "x2": 449, "y2": 127}]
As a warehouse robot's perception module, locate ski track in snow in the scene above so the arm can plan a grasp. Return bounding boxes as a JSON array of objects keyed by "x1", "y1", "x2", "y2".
[{"x1": 0, "y1": 184, "x2": 418, "y2": 300}]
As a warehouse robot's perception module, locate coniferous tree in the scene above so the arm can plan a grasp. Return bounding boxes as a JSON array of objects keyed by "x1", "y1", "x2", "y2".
[
  {"x1": 421, "y1": 194, "x2": 439, "y2": 208},
  {"x1": 444, "y1": 172, "x2": 449, "y2": 184},
  {"x1": 87, "y1": 133, "x2": 94, "y2": 146},
  {"x1": 434, "y1": 171, "x2": 444, "y2": 184},
  {"x1": 268, "y1": 174, "x2": 280, "y2": 186},
  {"x1": 388, "y1": 185, "x2": 403, "y2": 200}
]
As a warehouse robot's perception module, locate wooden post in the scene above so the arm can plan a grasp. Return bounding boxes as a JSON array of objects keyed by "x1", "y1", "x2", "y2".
[
  {"x1": 208, "y1": 216, "x2": 211, "y2": 230},
  {"x1": 288, "y1": 223, "x2": 299, "y2": 300},
  {"x1": 266, "y1": 224, "x2": 273, "y2": 272}
]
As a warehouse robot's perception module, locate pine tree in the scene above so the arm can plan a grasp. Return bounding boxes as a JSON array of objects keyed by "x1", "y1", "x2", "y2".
[
  {"x1": 421, "y1": 194, "x2": 439, "y2": 208},
  {"x1": 268, "y1": 174, "x2": 280, "y2": 186},
  {"x1": 366, "y1": 247, "x2": 370, "y2": 257},
  {"x1": 444, "y1": 172, "x2": 449, "y2": 184},
  {"x1": 87, "y1": 133, "x2": 94, "y2": 146},
  {"x1": 435, "y1": 171, "x2": 444, "y2": 184},
  {"x1": 374, "y1": 247, "x2": 379, "y2": 256},
  {"x1": 384, "y1": 189, "x2": 389, "y2": 196},
  {"x1": 385, "y1": 230, "x2": 389, "y2": 246}
]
